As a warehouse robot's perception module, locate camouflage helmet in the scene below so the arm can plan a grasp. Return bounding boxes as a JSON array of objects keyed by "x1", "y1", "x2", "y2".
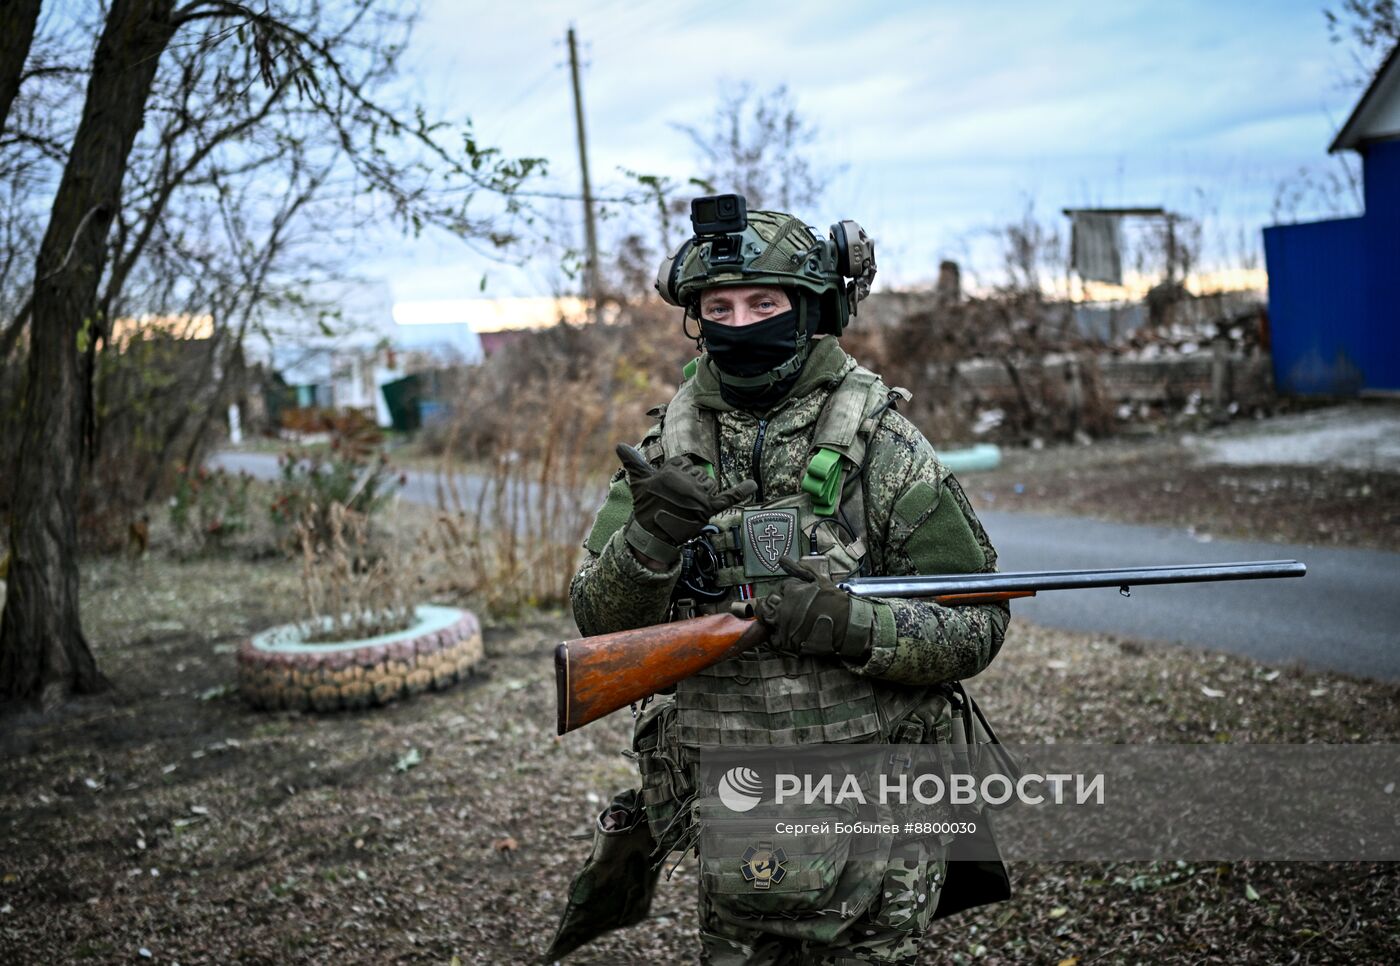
[{"x1": 654, "y1": 195, "x2": 877, "y2": 335}]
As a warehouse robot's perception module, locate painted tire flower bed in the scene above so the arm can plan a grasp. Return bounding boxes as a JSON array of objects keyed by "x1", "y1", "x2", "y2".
[{"x1": 237, "y1": 605, "x2": 482, "y2": 712}]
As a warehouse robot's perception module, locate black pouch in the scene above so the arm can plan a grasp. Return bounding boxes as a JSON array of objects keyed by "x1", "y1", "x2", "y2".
[
  {"x1": 952, "y1": 682, "x2": 1023, "y2": 809},
  {"x1": 931, "y1": 683, "x2": 1014, "y2": 920}
]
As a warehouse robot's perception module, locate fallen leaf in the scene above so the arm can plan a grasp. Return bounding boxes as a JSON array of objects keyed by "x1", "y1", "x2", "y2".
[
  {"x1": 1245, "y1": 883, "x2": 1260, "y2": 901},
  {"x1": 493, "y1": 836, "x2": 518, "y2": 853},
  {"x1": 395, "y1": 748, "x2": 422, "y2": 772},
  {"x1": 1200, "y1": 685, "x2": 1225, "y2": 699},
  {"x1": 1049, "y1": 906, "x2": 1068, "y2": 918},
  {"x1": 1058, "y1": 958, "x2": 1079, "y2": 966}
]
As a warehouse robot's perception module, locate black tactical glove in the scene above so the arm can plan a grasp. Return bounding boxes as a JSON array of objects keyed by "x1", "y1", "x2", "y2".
[
  {"x1": 616, "y1": 443, "x2": 757, "y2": 566},
  {"x1": 756, "y1": 557, "x2": 876, "y2": 662}
]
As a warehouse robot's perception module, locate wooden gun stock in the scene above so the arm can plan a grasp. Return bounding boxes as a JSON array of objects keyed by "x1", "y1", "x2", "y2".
[
  {"x1": 555, "y1": 612, "x2": 765, "y2": 735},
  {"x1": 554, "y1": 590, "x2": 1033, "y2": 734}
]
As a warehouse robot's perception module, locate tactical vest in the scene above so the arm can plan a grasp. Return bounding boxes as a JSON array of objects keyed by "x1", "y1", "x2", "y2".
[{"x1": 650, "y1": 362, "x2": 929, "y2": 753}]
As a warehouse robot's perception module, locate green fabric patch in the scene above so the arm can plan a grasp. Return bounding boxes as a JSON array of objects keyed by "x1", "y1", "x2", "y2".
[
  {"x1": 903, "y1": 482, "x2": 986, "y2": 575},
  {"x1": 891, "y1": 480, "x2": 940, "y2": 532},
  {"x1": 584, "y1": 476, "x2": 634, "y2": 555},
  {"x1": 682, "y1": 357, "x2": 698, "y2": 382},
  {"x1": 801, "y1": 447, "x2": 844, "y2": 516}
]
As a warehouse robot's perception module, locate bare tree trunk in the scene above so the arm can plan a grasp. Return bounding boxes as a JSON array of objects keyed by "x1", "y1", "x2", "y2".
[
  {"x1": 0, "y1": 0, "x2": 177, "y2": 708},
  {"x1": 0, "y1": 0, "x2": 41, "y2": 134}
]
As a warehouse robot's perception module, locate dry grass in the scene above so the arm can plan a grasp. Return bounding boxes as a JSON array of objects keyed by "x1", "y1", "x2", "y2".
[
  {"x1": 424, "y1": 386, "x2": 609, "y2": 618},
  {"x1": 294, "y1": 503, "x2": 418, "y2": 643}
]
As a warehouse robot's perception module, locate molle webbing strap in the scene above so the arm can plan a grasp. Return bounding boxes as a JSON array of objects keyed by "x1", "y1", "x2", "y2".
[
  {"x1": 800, "y1": 367, "x2": 887, "y2": 517},
  {"x1": 748, "y1": 217, "x2": 813, "y2": 273},
  {"x1": 811, "y1": 367, "x2": 883, "y2": 465},
  {"x1": 660, "y1": 375, "x2": 719, "y2": 468}
]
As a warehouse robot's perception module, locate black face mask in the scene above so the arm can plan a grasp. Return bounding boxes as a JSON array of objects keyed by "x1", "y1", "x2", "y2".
[{"x1": 699, "y1": 294, "x2": 819, "y2": 411}]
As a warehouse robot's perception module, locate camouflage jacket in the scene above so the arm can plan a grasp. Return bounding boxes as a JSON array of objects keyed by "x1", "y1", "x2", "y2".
[{"x1": 570, "y1": 337, "x2": 1008, "y2": 687}]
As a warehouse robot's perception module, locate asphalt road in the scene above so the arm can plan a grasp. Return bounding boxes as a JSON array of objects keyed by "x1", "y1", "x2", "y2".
[
  {"x1": 979, "y1": 511, "x2": 1400, "y2": 681},
  {"x1": 215, "y1": 451, "x2": 1400, "y2": 681}
]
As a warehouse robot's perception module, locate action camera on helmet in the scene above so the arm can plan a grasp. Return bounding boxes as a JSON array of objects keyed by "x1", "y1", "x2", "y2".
[{"x1": 690, "y1": 194, "x2": 748, "y2": 237}]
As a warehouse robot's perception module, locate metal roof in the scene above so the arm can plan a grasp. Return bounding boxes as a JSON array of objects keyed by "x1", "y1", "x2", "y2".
[{"x1": 1331, "y1": 41, "x2": 1400, "y2": 152}]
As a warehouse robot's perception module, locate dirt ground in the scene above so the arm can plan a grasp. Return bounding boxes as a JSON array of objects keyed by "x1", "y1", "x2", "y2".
[
  {"x1": 4, "y1": 404, "x2": 1399, "y2": 963},
  {"x1": 2, "y1": 544, "x2": 1398, "y2": 965}
]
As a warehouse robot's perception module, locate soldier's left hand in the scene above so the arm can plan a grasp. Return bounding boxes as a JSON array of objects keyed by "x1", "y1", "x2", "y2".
[{"x1": 756, "y1": 557, "x2": 874, "y2": 662}]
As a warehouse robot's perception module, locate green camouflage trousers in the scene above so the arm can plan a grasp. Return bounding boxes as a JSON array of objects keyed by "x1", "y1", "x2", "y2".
[{"x1": 697, "y1": 847, "x2": 947, "y2": 965}]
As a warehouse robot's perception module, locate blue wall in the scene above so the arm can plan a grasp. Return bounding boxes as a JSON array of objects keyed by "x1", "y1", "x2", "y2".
[
  {"x1": 1363, "y1": 140, "x2": 1400, "y2": 391},
  {"x1": 1263, "y1": 138, "x2": 1400, "y2": 394}
]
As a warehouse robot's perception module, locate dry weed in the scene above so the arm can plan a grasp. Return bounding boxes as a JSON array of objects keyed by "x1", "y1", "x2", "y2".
[{"x1": 295, "y1": 501, "x2": 418, "y2": 642}]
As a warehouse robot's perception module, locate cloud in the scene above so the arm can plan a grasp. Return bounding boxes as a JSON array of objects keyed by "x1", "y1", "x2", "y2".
[{"x1": 351, "y1": 0, "x2": 1359, "y2": 298}]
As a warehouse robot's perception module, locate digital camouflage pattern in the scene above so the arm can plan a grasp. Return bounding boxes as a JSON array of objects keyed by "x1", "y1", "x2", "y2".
[
  {"x1": 566, "y1": 336, "x2": 1009, "y2": 962},
  {"x1": 698, "y1": 843, "x2": 947, "y2": 965},
  {"x1": 571, "y1": 337, "x2": 1009, "y2": 682}
]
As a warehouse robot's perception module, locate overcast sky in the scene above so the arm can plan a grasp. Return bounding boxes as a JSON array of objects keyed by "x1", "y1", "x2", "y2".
[{"x1": 356, "y1": 0, "x2": 1366, "y2": 306}]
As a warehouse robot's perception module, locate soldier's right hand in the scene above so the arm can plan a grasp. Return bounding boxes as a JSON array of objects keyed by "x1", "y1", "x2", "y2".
[{"x1": 616, "y1": 443, "x2": 757, "y2": 566}]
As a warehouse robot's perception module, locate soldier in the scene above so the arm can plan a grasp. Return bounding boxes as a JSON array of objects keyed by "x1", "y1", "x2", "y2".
[{"x1": 547, "y1": 195, "x2": 1011, "y2": 964}]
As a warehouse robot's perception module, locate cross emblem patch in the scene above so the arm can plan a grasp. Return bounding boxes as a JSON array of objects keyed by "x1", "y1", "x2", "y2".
[{"x1": 743, "y1": 509, "x2": 796, "y2": 575}]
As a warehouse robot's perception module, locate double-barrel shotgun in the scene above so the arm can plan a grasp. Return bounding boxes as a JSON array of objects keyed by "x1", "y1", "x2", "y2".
[{"x1": 554, "y1": 559, "x2": 1307, "y2": 735}]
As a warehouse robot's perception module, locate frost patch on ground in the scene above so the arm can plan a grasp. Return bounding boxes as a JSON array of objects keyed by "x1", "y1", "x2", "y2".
[{"x1": 1198, "y1": 404, "x2": 1400, "y2": 471}]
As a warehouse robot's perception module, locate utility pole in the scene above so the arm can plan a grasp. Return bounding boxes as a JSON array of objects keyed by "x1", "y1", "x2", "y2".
[{"x1": 567, "y1": 26, "x2": 601, "y2": 324}]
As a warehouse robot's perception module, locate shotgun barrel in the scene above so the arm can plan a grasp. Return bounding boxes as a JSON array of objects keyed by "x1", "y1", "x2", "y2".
[
  {"x1": 841, "y1": 559, "x2": 1307, "y2": 598},
  {"x1": 555, "y1": 559, "x2": 1307, "y2": 734}
]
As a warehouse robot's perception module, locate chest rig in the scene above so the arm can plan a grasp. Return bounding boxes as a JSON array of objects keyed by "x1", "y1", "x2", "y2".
[{"x1": 652, "y1": 361, "x2": 921, "y2": 752}]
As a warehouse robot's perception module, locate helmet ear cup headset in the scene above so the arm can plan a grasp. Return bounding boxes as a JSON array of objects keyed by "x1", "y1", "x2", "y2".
[
  {"x1": 826, "y1": 219, "x2": 877, "y2": 333},
  {"x1": 654, "y1": 195, "x2": 877, "y2": 336},
  {"x1": 655, "y1": 238, "x2": 693, "y2": 308}
]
